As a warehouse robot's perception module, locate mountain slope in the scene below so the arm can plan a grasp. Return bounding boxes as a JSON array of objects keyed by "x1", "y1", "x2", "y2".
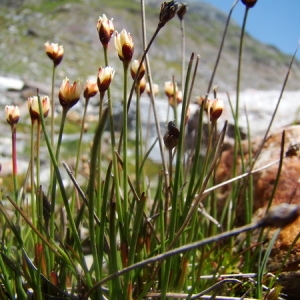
[{"x1": 1, "y1": 0, "x2": 299, "y2": 96}]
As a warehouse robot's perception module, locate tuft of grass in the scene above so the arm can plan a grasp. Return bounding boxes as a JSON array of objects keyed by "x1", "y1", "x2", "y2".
[{"x1": 0, "y1": 1, "x2": 299, "y2": 300}]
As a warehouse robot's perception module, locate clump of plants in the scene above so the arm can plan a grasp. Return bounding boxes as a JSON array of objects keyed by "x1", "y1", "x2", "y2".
[{"x1": 1, "y1": 0, "x2": 299, "y2": 299}]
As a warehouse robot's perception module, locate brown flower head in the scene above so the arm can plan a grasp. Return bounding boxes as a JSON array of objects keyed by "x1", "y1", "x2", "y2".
[
  {"x1": 97, "y1": 66, "x2": 115, "y2": 92},
  {"x1": 58, "y1": 78, "x2": 82, "y2": 109},
  {"x1": 210, "y1": 98, "x2": 224, "y2": 122},
  {"x1": 44, "y1": 42, "x2": 64, "y2": 67},
  {"x1": 114, "y1": 29, "x2": 134, "y2": 63},
  {"x1": 165, "y1": 81, "x2": 182, "y2": 107},
  {"x1": 5, "y1": 105, "x2": 20, "y2": 125},
  {"x1": 164, "y1": 81, "x2": 178, "y2": 98},
  {"x1": 130, "y1": 59, "x2": 146, "y2": 81},
  {"x1": 177, "y1": 3, "x2": 188, "y2": 20},
  {"x1": 138, "y1": 76, "x2": 146, "y2": 95},
  {"x1": 96, "y1": 14, "x2": 114, "y2": 46},
  {"x1": 83, "y1": 80, "x2": 98, "y2": 99},
  {"x1": 163, "y1": 120, "x2": 180, "y2": 149},
  {"x1": 28, "y1": 95, "x2": 50, "y2": 121},
  {"x1": 241, "y1": 0, "x2": 257, "y2": 8},
  {"x1": 159, "y1": 1, "x2": 179, "y2": 28}
]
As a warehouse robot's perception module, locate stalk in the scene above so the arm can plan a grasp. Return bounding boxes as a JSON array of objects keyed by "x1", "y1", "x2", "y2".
[
  {"x1": 30, "y1": 120, "x2": 37, "y2": 243},
  {"x1": 87, "y1": 107, "x2": 108, "y2": 286},
  {"x1": 37, "y1": 94, "x2": 93, "y2": 288},
  {"x1": 49, "y1": 107, "x2": 68, "y2": 267},
  {"x1": 122, "y1": 62, "x2": 130, "y2": 241}
]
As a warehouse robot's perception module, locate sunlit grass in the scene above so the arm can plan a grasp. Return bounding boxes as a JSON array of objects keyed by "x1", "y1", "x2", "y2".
[{"x1": 0, "y1": 1, "x2": 299, "y2": 300}]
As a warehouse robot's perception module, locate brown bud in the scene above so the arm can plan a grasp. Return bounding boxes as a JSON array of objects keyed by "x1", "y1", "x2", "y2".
[
  {"x1": 159, "y1": 1, "x2": 179, "y2": 28},
  {"x1": 83, "y1": 80, "x2": 98, "y2": 99},
  {"x1": 58, "y1": 78, "x2": 82, "y2": 109},
  {"x1": 177, "y1": 3, "x2": 187, "y2": 20},
  {"x1": 163, "y1": 120, "x2": 180, "y2": 149},
  {"x1": 241, "y1": 0, "x2": 257, "y2": 8},
  {"x1": 130, "y1": 59, "x2": 146, "y2": 81},
  {"x1": 5, "y1": 105, "x2": 20, "y2": 125},
  {"x1": 28, "y1": 96, "x2": 50, "y2": 121},
  {"x1": 96, "y1": 14, "x2": 114, "y2": 46},
  {"x1": 44, "y1": 42, "x2": 64, "y2": 67},
  {"x1": 114, "y1": 29, "x2": 134, "y2": 63},
  {"x1": 210, "y1": 98, "x2": 224, "y2": 122},
  {"x1": 97, "y1": 67, "x2": 115, "y2": 93}
]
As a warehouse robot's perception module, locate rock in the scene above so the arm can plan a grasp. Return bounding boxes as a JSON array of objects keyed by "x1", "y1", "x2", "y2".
[
  {"x1": 0, "y1": 76, "x2": 24, "y2": 91},
  {"x1": 216, "y1": 125, "x2": 300, "y2": 298}
]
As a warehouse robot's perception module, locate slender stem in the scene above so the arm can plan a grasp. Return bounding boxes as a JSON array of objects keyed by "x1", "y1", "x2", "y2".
[
  {"x1": 74, "y1": 98, "x2": 89, "y2": 178},
  {"x1": 36, "y1": 122, "x2": 42, "y2": 236},
  {"x1": 71, "y1": 97, "x2": 90, "y2": 215},
  {"x1": 50, "y1": 64, "x2": 56, "y2": 150},
  {"x1": 168, "y1": 53, "x2": 194, "y2": 242},
  {"x1": 232, "y1": 6, "x2": 249, "y2": 178},
  {"x1": 122, "y1": 61, "x2": 130, "y2": 243},
  {"x1": 49, "y1": 64, "x2": 56, "y2": 192},
  {"x1": 180, "y1": 18, "x2": 185, "y2": 91},
  {"x1": 206, "y1": 0, "x2": 238, "y2": 95},
  {"x1": 87, "y1": 106, "x2": 108, "y2": 286},
  {"x1": 49, "y1": 107, "x2": 68, "y2": 267},
  {"x1": 37, "y1": 94, "x2": 93, "y2": 288},
  {"x1": 161, "y1": 53, "x2": 194, "y2": 299},
  {"x1": 135, "y1": 84, "x2": 142, "y2": 195},
  {"x1": 30, "y1": 120, "x2": 37, "y2": 243},
  {"x1": 11, "y1": 124, "x2": 18, "y2": 202},
  {"x1": 106, "y1": 71, "x2": 123, "y2": 299}
]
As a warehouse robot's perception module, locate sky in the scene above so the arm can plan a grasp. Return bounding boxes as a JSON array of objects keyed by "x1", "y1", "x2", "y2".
[{"x1": 199, "y1": 0, "x2": 300, "y2": 58}]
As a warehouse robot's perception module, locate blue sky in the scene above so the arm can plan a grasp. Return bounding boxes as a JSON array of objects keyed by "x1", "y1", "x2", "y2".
[{"x1": 199, "y1": 0, "x2": 300, "y2": 58}]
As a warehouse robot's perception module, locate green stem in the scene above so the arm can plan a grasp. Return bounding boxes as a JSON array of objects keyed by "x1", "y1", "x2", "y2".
[
  {"x1": 135, "y1": 84, "x2": 142, "y2": 195},
  {"x1": 36, "y1": 122, "x2": 43, "y2": 238},
  {"x1": 162, "y1": 53, "x2": 194, "y2": 299},
  {"x1": 180, "y1": 18, "x2": 185, "y2": 92},
  {"x1": 30, "y1": 120, "x2": 37, "y2": 243},
  {"x1": 50, "y1": 64, "x2": 56, "y2": 195},
  {"x1": 87, "y1": 105, "x2": 108, "y2": 287},
  {"x1": 233, "y1": 6, "x2": 249, "y2": 177},
  {"x1": 50, "y1": 65, "x2": 56, "y2": 152},
  {"x1": 49, "y1": 107, "x2": 68, "y2": 267},
  {"x1": 71, "y1": 97, "x2": 90, "y2": 215},
  {"x1": 122, "y1": 62, "x2": 129, "y2": 241},
  {"x1": 106, "y1": 71, "x2": 123, "y2": 298},
  {"x1": 37, "y1": 94, "x2": 93, "y2": 288},
  {"x1": 11, "y1": 124, "x2": 18, "y2": 203}
]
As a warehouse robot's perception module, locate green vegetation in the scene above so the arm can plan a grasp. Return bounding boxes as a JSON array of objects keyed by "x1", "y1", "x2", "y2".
[{"x1": 0, "y1": 1, "x2": 299, "y2": 299}]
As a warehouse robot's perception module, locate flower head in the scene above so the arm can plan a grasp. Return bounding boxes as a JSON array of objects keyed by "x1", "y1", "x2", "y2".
[
  {"x1": 130, "y1": 59, "x2": 146, "y2": 81},
  {"x1": 138, "y1": 76, "x2": 146, "y2": 95},
  {"x1": 114, "y1": 29, "x2": 134, "y2": 63},
  {"x1": 44, "y1": 42, "x2": 64, "y2": 67},
  {"x1": 5, "y1": 105, "x2": 20, "y2": 125},
  {"x1": 83, "y1": 80, "x2": 98, "y2": 99},
  {"x1": 96, "y1": 14, "x2": 114, "y2": 46},
  {"x1": 163, "y1": 120, "x2": 180, "y2": 149},
  {"x1": 210, "y1": 98, "x2": 224, "y2": 122},
  {"x1": 177, "y1": 3, "x2": 188, "y2": 20},
  {"x1": 159, "y1": 1, "x2": 178, "y2": 28},
  {"x1": 97, "y1": 66, "x2": 115, "y2": 92},
  {"x1": 164, "y1": 81, "x2": 182, "y2": 107},
  {"x1": 164, "y1": 81, "x2": 178, "y2": 98},
  {"x1": 146, "y1": 82, "x2": 159, "y2": 98},
  {"x1": 241, "y1": 0, "x2": 257, "y2": 8},
  {"x1": 28, "y1": 96, "x2": 50, "y2": 121},
  {"x1": 58, "y1": 78, "x2": 82, "y2": 109}
]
